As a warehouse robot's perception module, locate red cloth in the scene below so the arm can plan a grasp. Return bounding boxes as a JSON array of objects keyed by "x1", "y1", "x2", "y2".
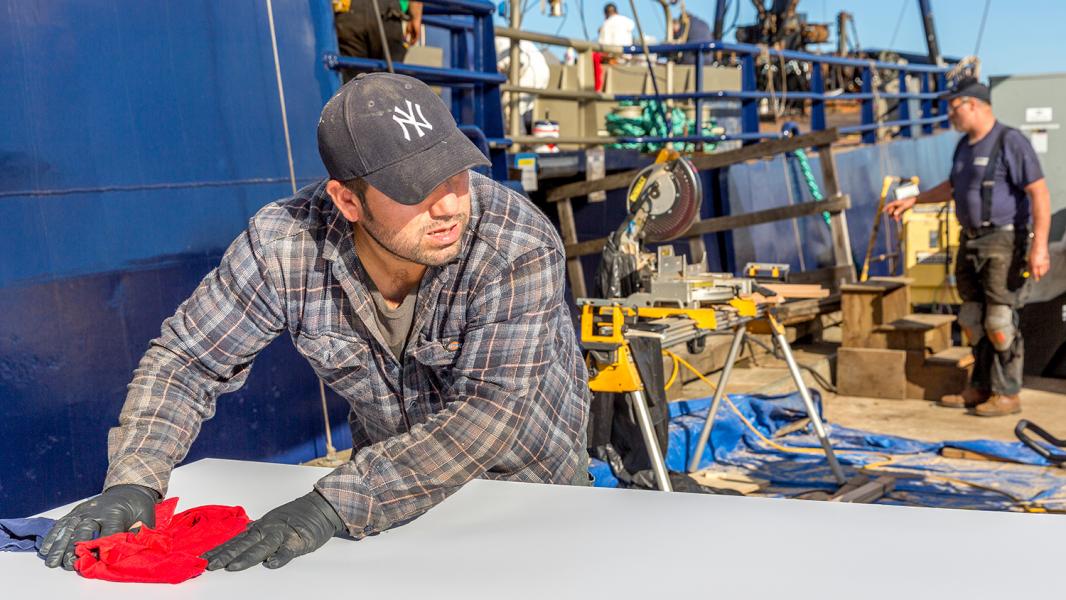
[
  {"x1": 592, "y1": 52, "x2": 605, "y2": 92},
  {"x1": 74, "y1": 498, "x2": 251, "y2": 584}
]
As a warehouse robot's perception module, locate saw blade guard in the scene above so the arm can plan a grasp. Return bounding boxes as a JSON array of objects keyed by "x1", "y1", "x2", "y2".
[{"x1": 627, "y1": 158, "x2": 702, "y2": 242}]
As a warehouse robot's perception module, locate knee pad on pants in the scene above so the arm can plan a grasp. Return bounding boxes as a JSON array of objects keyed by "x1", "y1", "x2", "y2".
[
  {"x1": 984, "y1": 304, "x2": 1016, "y2": 352},
  {"x1": 958, "y1": 301, "x2": 984, "y2": 343}
]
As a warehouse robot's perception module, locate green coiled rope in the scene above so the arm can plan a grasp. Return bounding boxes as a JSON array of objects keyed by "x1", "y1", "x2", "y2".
[
  {"x1": 791, "y1": 148, "x2": 832, "y2": 227},
  {"x1": 604, "y1": 101, "x2": 718, "y2": 153}
]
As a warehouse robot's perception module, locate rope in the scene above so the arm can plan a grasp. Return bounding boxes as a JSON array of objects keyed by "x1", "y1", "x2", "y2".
[
  {"x1": 268, "y1": 0, "x2": 338, "y2": 461},
  {"x1": 780, "y1": 152, "x2": 808, "y2": 271},
  {"x1": 974, "y1": 0, "x2": 993, "y2": 55},
  {"x1": 604, "y1": 101, "x2": 717, "y2": 153},
  {"x1": 789, "y1": 148, "x2": 832, "y2": 227}
]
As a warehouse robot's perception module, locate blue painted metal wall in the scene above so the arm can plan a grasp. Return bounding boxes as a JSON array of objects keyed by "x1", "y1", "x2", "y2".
[
  {"x1": 727, "y1": 132, "x2": 960, "y2": 273},
  {"x1": 0, "y1": 0, "x2": 351, "y2": 516}
]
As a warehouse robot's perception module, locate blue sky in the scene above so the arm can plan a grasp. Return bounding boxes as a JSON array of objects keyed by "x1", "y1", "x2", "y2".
[{"x1": 509, "y1": 0, "x2": 1064, "y2": 78}]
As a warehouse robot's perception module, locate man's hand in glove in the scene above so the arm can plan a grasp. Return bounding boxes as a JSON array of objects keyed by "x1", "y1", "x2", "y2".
[
  {"x1": 39, "y1": 484, "x2": 160, "y2": 570},
  {"x1": 202, "y1": 491, "x2": 344, "y2": 571}
]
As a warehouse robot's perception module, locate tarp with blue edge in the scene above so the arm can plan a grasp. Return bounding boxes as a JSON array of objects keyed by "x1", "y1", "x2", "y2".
[{"x1": 589, "y1": 391, "x2": 1066, "y2": 512}]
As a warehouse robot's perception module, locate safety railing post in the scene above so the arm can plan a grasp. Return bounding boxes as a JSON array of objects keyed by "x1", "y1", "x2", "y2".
[
  {"x1": 898, "y1": 70, "x2": 912, "y2": 138},
  {"x1": 920, "y1": 72, "x2": 933, "y2": 135},
  {"x1": 740, "y1": 53, "x2": 759, "y2": 143},
  {"x1": 810, "y1": 61, "x2": 826, "y2": 131},
  {"x1": 695, "y1": 50, "x2": 705, "y2": 150},
  {"x1": 860, "y1": 65, "x2": 876, "y2": 144},
  {"x1": 936, "y1": 72, "x2": 949, "y2": 129}
]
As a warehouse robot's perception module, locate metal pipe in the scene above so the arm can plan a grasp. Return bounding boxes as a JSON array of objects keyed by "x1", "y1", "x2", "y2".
[
  {"x1": 420, "y1": 0, "x2": 495, "y2": 15},
  {"x1": 630, "y1": 390, "x2": 673, "y2": 492},
  {"x1": 687, "y1": 326, "x2": 746, "y2": 473},
  {"x1": 326, "y1": 55, "x2": 506, "y2": 84},
  {"x1": 501, "y1": 85, "x2": 615, "y2": 101},
  {"x1": 493, "y1": 26, "x2": 624, "y2": 53},
  {"x1": 508, "y1": 0, "x2": 521, "y2": 143},
  {"x1": 772, "y1": 330, "x2": 847, "y2": 484},
  {"x1": 917, "y1": 0, "x2": 943, "y2": 67},
  {"x1": 622, "y1": 40, "x2": 951, "y2": 73},
  {"x1": 369, "y1": 0, "x2": 395, "y2": 74}
]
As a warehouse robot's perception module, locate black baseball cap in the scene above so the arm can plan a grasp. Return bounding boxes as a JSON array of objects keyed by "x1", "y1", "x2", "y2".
[
  {"x1": 943, "y1": 77, "x2": 991, "y2": 105},
  {"x1": 317, "y1": 72, "x2": 490, "y2": 206}
]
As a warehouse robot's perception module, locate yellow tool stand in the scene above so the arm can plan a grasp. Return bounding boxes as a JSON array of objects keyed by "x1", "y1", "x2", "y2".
[{"x1": 581, "y1": 300, "x2": 846, "y2": 492}]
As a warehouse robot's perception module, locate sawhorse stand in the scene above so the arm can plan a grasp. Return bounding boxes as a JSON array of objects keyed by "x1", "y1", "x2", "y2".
[{"x1": 686, "y1": 313, "x2": 846, "y2": 484}]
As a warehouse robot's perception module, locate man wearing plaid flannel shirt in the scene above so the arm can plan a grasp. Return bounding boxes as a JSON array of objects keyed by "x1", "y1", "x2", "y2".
[{"x1": 40, "y1": 73, "x2": 590, "y2": 572}]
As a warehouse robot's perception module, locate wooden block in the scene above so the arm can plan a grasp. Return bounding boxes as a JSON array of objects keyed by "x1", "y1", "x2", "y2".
[
  {"x1": 905, "y1": 350, "x2": 973, "y2": 401},
  {"x1": 927, "y1": 346, "x2": 975, "y2": 369},
  {"x1": 877, "y1": 314, "x2": 954, "y2": 355},
  {"x1": 690, "y1": 469, "x2": 768, "y2": 494},
  {"x1": 842, "y1": 289, "x2": 877, "y2": 347},
  {"x1": 837, "y1": 347, "x2": 907, "y2": 399}
]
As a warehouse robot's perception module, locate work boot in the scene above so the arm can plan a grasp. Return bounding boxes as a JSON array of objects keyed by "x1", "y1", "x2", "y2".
[
  {"x1": 938, "y1": 387, "x2": 990, "y2": 409},
  {"x1": 972, "y1": 394, "x2": 1022, "y2": 417}
]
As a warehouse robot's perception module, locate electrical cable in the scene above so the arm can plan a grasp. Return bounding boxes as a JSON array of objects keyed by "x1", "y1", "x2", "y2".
[
  {"x1": 888, "y1": 0, "x2": 908, "y2": 49},
  {"x1": 268, "y1": 0, "x2": 339, "y2": 463},
  {"x1": 974, "y1": 0, "x2": 992, "y2": 56},
  {"x1": 626, "y1": 0, "x2": 672, "y2": 133},
  {"x1": 576, "y1": 0, "x2": 591, "y2": 40},
  {"x1": 741, "y1": 335, "x2": 838, "y2": 393},
  {"x1": 663, "y1": 348, "x2": 1045, "y2": 510}
]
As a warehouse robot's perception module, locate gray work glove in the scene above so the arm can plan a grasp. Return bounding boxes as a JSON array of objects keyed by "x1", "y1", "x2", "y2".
[
  {"x1": 202, "y1": 491, "x2": 345, "y2": 571},
  {"x1": 39, "y1": 484, "x2": 160, "y2": 570}
]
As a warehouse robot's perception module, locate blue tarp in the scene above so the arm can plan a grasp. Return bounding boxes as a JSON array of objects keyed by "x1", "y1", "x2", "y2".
[{"x1": 592, "y1": 391, "x2": 1066, "y2": 512}]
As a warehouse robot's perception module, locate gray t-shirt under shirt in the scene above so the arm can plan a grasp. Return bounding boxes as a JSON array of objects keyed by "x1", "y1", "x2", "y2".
[{"x1": 368, "y1": 286, "x2": 417, "y2": 359}]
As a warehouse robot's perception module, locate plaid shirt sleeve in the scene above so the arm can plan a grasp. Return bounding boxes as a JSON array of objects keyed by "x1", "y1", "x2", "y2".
[
  {"x1": 314, "y1": 245, "x2": 567, "y2": 539},
  {"x1": 102, "y1": 225, "x2": 286, "y2": 496}
]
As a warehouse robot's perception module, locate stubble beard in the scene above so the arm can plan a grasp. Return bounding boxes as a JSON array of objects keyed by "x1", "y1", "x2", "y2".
[{"x1": 359, "y1": 207, "x2": 469, "y2": 267}]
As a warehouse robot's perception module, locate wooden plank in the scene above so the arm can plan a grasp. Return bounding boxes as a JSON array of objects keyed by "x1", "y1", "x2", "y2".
[
  {"x1": 565, "y1": 194, "x2": 850, "y2": 258},
  {"x1": 760, "y1": 284, "x2": 829, "y2": 299},
  {"x1": 690, "y1": 469, "x2": 769, "y2": 494},
  {"x1": 555, "y1": 197, "x2": 588, "y2": 298},
  {"x1": 813, "y1": 143, "x2": 856, "y2": 286},
  {"x1": 927, "y1": 346, "x2": 975, "y2": 369},
  {"x1": 837, "y1": 347, "x2": 907, "y2": 399},
  {"x1": 546, "y1": 128, "x2": 840, "y2": 203}
]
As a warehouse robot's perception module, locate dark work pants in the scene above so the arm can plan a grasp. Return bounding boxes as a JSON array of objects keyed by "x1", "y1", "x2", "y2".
[
  {"x1": 955, "y1": 228, "x2": 1031, "y2": 396},
  {"x1": 335, "y1": 0, "x2": 408, "y2": 83}
]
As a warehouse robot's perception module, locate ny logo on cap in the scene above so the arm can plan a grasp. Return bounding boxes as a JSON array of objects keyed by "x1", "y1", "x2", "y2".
[{"x1": 392, "y1": 100, "x2": 433, "y2": 141}]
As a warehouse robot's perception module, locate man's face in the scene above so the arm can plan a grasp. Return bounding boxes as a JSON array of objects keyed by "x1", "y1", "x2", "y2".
[
  {"x1": 357, "y1": 170, "x2": 471, "y2": 267},
  {"x1": 948, "y1": 97, "x2": 976, "y2": 132}
]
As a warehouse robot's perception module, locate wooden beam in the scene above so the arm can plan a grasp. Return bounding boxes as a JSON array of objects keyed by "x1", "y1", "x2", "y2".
[
  {"x1": 546, "y1": 128, "x2": 840, "y2": 203},
  {"x1": 564, "y1": 194, "x2": 851, "y2": 259},
  {"x1": 555, "y1": 197, "x2": 588, "y2": 298},
  {"x1": 813, "y1": 143, "x2": 856, "y2": 287}
]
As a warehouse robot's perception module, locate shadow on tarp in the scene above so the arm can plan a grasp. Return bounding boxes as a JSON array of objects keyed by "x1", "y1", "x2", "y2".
[{"x1": 589, "y1": 392, "x2": 1066, "y2": 512}]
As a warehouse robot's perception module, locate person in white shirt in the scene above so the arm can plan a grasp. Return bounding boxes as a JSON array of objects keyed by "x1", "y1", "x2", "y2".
[{"x1": 598, "y1": 3, "x2": 635, "y2": 63}]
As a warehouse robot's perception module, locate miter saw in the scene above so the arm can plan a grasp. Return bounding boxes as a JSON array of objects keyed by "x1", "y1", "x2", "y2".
[{"x1": 582, "y1": 152, "x2": 846, "y2": 493}]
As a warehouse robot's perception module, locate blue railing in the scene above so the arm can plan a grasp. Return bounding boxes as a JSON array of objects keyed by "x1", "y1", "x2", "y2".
[
  {"x1": 324, "y1": 2, "x2": 954, "y2": 153},
  {"x1": 620, "y1": 40, "x2": 953, "y2": 145},
  {"x1": 322, "y1": 0, "x2": 511, "y2": 179}
]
